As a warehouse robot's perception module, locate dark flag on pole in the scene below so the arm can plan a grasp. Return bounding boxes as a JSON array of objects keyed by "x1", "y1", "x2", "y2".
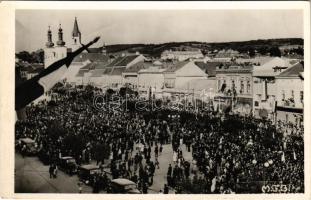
[{"x1": 15, "y1": 36, "x2": 100, "y2": 111}]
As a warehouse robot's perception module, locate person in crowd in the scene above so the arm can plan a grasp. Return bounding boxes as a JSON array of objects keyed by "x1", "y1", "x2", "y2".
[{"x1": 15, "y1": 84, "x2": 304, "y2": 194}]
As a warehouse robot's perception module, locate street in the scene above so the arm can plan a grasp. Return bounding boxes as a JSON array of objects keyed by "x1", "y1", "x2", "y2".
[{"x1": 15, "y1": 143, "x2": 193, "y2": 194}]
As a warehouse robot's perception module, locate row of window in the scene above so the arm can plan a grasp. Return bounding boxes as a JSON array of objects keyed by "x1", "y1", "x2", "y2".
[
  {"x1": 217, "y1": 79, "x2": 251, "y2": 94},
  {"x1": 281, "y1": 90, "x2": 303, "y2": 103}
]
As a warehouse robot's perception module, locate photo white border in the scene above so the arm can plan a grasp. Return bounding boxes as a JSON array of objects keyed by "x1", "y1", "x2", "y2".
[{"x1": 0, "y1": 1, "x2": 310, "y2": 200}]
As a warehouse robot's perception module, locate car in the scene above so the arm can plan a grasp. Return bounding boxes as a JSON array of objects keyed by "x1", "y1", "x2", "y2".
[
  {"x1": 58, "y1": 156, "x2": 78, "y2": 175},
  {"x1": 109, "y1": 178, "x2": 141, "y2": 194},
  {"x1": 77, "y1": 164, "x2": 101, "y2": 185},
  {"x1": 18, "y1": 138, "x2": 39, "y2": 156}
]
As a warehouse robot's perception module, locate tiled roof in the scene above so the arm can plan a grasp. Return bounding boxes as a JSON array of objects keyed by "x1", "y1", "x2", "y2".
[
  {"x1": 102, "y1": 67, "x2": 113, "y2": 75},
  {"x1": 110, "y1": 67, "x2": 126, "y2": 75},
  {"x1": 79, "y1": 62, "x2": 97, "y2": 70},
  {"x1": 253, "y1": 57, "x2": 292, "y2": 77},
  {"x1": 115, "y1": 55, "x2": 139, "y2": 66},
  {"x1": 194, "y1": 62, "x2": 219, "y2": 77},
  {"x1": 93, "y1": 62, "x2": 109, "y2": 69},
  {"x1": 73, "y1": 53, "x2": 109, "y2": 63},
  {"x1": 164, "y1": 61, "x2": 189, "y2": 72},
  {"x1": 124, "y1": 61, "x2": 148, "y2": 73},
  {"x1": 19, "y1": 64, "x2": 44, "y2": 74},
  {"x1": 105, "y1": 57, "x2": 124, "y2": 67},
  {"x1": 277, "y1": 62, "x2": 304, "y2": 77},
  {"x1": 76, "y1": 63, "x2": 96, "y2": 77}
]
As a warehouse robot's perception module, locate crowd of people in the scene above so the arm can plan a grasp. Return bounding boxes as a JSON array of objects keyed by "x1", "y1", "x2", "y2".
[{"x1": 15, "y1": 84, "x2": 304, "y2": 193}]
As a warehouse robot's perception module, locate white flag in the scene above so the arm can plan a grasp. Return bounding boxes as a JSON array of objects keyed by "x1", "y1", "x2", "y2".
[
  {"x1": 281, "y1": 151, "x2": 286, "y2": 163},
  {"x1": 293, "y1": 151, "x2": 297, "y2": 160}
]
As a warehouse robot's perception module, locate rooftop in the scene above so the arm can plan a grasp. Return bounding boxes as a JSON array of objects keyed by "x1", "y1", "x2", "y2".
[
  {"x1": 277, "y1": 62, "x2": 304, "y2": 78},
  {"x1": 194, "y1": 61, "x2": 219, "y2": 77},
  {"x1": 124, "y1": 61, "x2": 148, "y2": 73},
  {"x1": 253, "y1": 57, "x2": 293, "y2": 77},
  {"x1": 110, "y1": 67, "x2": 126, "y2": 75},
  {"x1": 164, "y1": 61, "x2": 189, "y2": 72},
  {"x1": 72, "y1": 53, "x2": 109, "y2": 63}
]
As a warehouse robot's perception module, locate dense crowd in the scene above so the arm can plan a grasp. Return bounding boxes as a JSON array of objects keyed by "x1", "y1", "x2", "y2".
[{"x1": 15, "y1": 84, "x2": 304, "y2": 193}]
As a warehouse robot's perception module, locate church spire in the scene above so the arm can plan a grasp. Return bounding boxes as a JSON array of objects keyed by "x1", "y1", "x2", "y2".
[
  {"x1": 56, "y1": 24, "x2": 65, "y2": 46},
  {"x1": 45, "y1": 26, "x2": 54, "y2": 48},
  {"x1": 72, "y1": 17, "x2": 81, "y2": 44}
]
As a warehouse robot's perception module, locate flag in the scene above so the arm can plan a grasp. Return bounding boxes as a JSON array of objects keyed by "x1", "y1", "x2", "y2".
[
  {"x1": 211, "y1": 177, "x2": 217, "y2": 192},
  {"x1": 293, "y1": 151, "x2": 297, "y2": 160},
  {"x1": 281, "y1": 151, "x2": 286, "y2": 163},
  {"x1": 15, "y1": 37, "x2": 100, "y2": 111}
]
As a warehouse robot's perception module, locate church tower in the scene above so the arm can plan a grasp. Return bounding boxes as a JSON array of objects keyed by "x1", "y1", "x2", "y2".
[
  {"x1": 45, "y1": 26, "x2": 54, "y2": 48},
  {"x1": 57, "y1": 24, "x2": 66, "y2": 46},
  {"x1": 71, "y1": 17, "x2": 81, "y2": 51},
  {"x1": 44, "y1": 24, "x2": 67, "y2": 68}
]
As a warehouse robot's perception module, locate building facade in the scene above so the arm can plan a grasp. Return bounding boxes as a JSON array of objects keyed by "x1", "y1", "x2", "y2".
[
  {"x1": 161, "y1": 49, "x2": 204, "y2": 61},
  {"x1": 275, "y1": 62, "x2": 304, "y2": 126},
  {"x1": 252, "y1": 57, "x2": 292, "y2": 120},
  {"x1": 214, "y1": 64, "x2": 253, "y2": 115},
  {"x1": 44, "y1": 25, "x2": 67, "y2": 68}
]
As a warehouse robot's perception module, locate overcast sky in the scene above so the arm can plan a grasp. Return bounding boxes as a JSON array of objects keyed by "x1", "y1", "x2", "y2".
[{"x1": 16, "y1": 9, "x2": 303, "y2": 52}]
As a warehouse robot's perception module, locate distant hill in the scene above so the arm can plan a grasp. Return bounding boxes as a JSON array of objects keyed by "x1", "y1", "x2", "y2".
[{"x1": 105, "y1": 38, "x2": 303, "y2": 57}]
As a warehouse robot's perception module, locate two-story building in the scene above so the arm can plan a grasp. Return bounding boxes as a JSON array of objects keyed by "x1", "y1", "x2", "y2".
[
  {"x1": 162, "y1": 61, "x2": 208, "y2": 101},
  {"x1": 137, "y1": 62, "x2": 167, "y2": 98},
  {"x1": 275, "y1": 62, "x2": 304, "y2": 126},
  {"x1": 214, "y1": 64, "x2": 253, "y2": 115},
  {"x1": 252, "y1": 57, "x2": 292, "y2": 120}
]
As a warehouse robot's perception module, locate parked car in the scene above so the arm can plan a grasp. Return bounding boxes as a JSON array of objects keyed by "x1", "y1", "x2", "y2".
[
  {"x1": 58, "y1": 156, "x2": 78, "y2": 175},
  {"x1": 18, "y1": 138, "x2": 39, "y2": 156},
  {"x1": 77, "y1": 164, "x2": 100, "y2": 185},
  {"x1": 109, "y1": 178, "x2": 141, "y2": 194}
]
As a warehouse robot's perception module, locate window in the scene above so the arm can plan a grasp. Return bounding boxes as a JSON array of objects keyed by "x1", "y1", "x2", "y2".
[
  {"x1": 282, "y1": 90, "x2": 285, "y2": 100},
  {"x1": 246, "y1": 80, "x2": 251, "y2": 94},
  {"x1": 254, "y1": 101, "x2": 259, "y2": 107},
  {"x1": 291, "y1": 90, "x2": 294, "y2": 99},
  {"x1": 300, "y1": 91, "x2": 303, "y2": 103},
  {"x1": 218, "y1": 80, "x2": 221, "y2": 90},
  {"x1": 240, "y1": 80, "x2": 244, "y2": 94}
]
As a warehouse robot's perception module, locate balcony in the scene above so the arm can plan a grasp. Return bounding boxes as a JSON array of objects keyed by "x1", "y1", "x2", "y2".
[{"x1": 279, "y1": 98, "x2": 295, "y2": 108}]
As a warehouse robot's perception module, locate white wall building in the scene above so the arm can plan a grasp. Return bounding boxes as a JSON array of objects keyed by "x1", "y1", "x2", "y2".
[
  {"x1": 161, "y1": 49, "x2": 204, "y2": 61},
  {"x1": 252, "y1": 57, "x2": 294, "y2": 120},
  {"x1": 275, "y1": 62, "x2": 304, "y2": 125}
]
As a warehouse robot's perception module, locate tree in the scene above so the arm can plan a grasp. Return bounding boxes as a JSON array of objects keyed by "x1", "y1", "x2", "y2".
[
  {"x1": 269, "y1": 47, "x2": 281, "y2": 57},
  {"x1": 16, "y1": 49, "x2": 44, "y2": 63},
  {"x1": 248, "y1": 48, "x2": 256, "y2": 57},
  {"x1": 16, "y1": 51, "x2": 32, "y2": 63}
]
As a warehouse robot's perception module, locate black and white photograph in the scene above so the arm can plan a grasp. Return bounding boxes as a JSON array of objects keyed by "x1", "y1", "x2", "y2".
[{"x1": 0, "y1": 1, "x2": 309, "y2": 197}]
